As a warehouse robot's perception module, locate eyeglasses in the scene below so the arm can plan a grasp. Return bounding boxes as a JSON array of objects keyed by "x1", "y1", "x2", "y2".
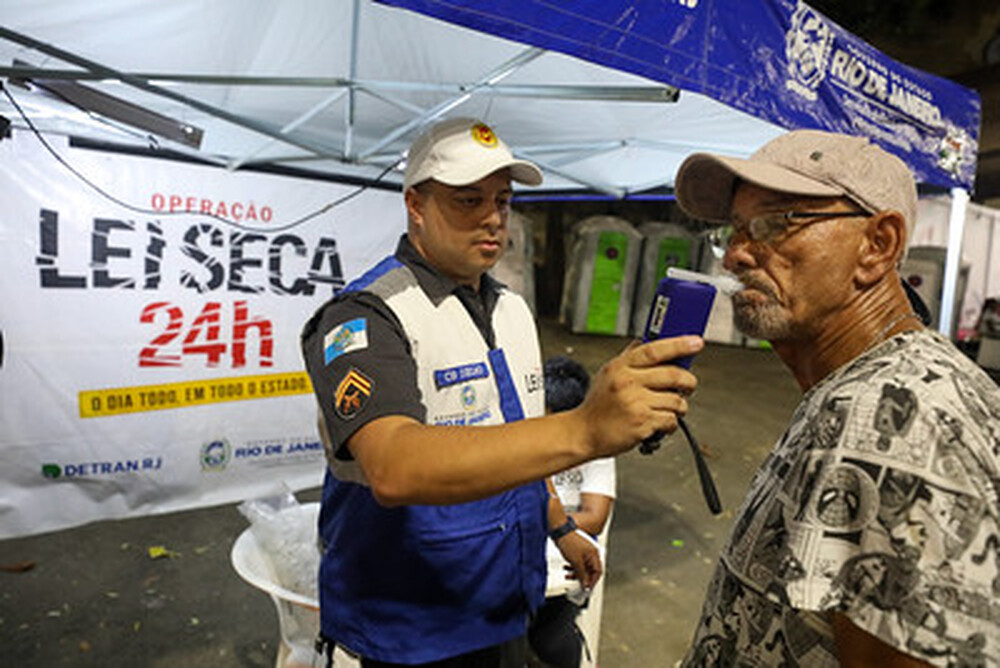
[{"x1": 704, "y1": 210, "x2": 870, "y2": 257}]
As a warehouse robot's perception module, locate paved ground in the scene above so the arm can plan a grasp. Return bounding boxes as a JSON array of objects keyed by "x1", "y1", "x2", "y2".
[{"x1": 0, "y1": 317, "x2": 803, "y2": 667}]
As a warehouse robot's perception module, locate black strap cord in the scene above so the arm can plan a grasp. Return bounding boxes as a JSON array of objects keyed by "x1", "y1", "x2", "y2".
[{"x1": 639, "y1": 417, "x2": 722, "y2": 515}]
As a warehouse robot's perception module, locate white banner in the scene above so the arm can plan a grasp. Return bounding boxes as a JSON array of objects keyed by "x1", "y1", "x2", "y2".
[{"x1": 0, "y1": 133, "x2": 404, "y2": 538}]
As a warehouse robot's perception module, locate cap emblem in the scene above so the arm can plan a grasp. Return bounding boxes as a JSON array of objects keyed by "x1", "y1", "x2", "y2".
[{"x1": 471, "y1": 122, "x2": 499, "y2": 149}]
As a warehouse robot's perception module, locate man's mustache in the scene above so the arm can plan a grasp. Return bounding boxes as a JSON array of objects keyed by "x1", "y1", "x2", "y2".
[{"x1": 733, "y1": 274, "x2": 778, "y2": 301}]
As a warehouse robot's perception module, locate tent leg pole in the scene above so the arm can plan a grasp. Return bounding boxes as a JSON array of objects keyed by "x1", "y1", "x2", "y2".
[{"x1": 939, "y1": 187, "x2": 969, "y2": 338}]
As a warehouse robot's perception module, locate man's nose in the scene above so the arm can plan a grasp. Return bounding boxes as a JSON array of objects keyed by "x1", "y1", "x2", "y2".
[
  {"x1": 722, "y1": 236, "x2": 756, "y2": 274},
  {"x1": 483, "y1": 203, "x2": 505, "y2": 230}
]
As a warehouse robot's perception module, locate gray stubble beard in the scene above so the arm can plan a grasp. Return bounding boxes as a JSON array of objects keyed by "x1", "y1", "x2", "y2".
[{"x1": 731, "y1": 294, "x2": 794, "y2": 342}]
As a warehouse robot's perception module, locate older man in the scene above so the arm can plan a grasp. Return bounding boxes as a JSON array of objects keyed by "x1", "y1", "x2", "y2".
[
  {"x1": 675, "y1": 130, "x2": 999, "y2": 667},
  {"x1": 301, "y1": 117, "x2": 702, "y2": 667}
]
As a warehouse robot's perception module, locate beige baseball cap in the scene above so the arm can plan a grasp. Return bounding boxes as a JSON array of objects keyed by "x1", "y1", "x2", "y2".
[
  {"x1": 403, "y1": 117, "x2": 543, "y2": 190},
  {"x1": 674, "y1": 130, "x2": 917, "y2": 243}
]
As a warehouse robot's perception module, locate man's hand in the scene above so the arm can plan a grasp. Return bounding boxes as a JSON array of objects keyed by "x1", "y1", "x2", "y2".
[
  {"x1": 575, "y1": 335, "x2": 702, "y2": 458},
  {"x1": 555, "y1": 530, "x2": 602, "y2": 590}
]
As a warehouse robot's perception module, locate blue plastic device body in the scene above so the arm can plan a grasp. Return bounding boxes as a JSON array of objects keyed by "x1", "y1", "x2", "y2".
[
  {"x1": 638, "y1": 275, "x2": 724, "y2": 514},
  {"x1": 641, "y1": 277, "x2": 717, "y2": 368}
]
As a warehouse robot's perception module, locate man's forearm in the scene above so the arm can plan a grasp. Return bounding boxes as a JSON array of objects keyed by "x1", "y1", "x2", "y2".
[
  {"x1": 347, "y1": 334, "x2": 701, "y2": 506},
  {"x1": 351, "y1": 412, "x2": 591, "y2": 506}
]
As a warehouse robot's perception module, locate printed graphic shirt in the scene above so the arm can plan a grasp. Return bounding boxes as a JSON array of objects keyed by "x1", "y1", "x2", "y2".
[{"x1": 683, "y1": 329, "x2": 1000, "y2": 667}]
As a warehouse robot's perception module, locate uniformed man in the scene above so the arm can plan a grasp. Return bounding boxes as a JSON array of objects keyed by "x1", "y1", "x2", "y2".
[{"x1": 301, "y1": 117, "x2": 702, "y2": 667}]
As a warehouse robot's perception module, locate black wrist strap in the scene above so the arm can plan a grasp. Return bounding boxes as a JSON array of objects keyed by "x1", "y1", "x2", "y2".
[
  {"x1": 549, "y1": 515, "x2": 577, "y2": 541},
  {"x1": 639, "y1": 416, "x2": 721, "y2": 516}
]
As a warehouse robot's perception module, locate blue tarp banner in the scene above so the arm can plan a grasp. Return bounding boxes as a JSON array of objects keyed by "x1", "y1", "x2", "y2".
[{"x1": 378, "y1": 0, "x2": 981, "y2": 191}]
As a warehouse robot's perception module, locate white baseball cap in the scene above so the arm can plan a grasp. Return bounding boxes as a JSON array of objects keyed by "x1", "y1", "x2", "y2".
[{"x1": 403, "y1": 117, "x2": 543, "y2": 190}]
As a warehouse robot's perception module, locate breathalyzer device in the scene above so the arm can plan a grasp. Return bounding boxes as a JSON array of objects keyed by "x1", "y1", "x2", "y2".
[
  {"x1": 641, "y1": 273, "x2": 717, "y2": 365},
  {"x1": 641, "y1": 267, "x2": 742, "y2": 349},
  {"x1": 638, "y1": 268, "x2": 740, "y2": 515}
]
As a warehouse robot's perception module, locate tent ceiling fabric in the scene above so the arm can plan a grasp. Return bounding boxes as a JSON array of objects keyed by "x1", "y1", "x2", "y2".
[{"x1": 0, "y1": 0, "x2": 785, "y2": 196}]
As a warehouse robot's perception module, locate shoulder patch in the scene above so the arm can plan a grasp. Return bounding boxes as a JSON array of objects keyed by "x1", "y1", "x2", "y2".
[
  {"x1": 334, "y1": 368, "x2": 373, "y2": 420},
  {"x1": 324, "y1": 318, "x2": 368, "y2": 364}
]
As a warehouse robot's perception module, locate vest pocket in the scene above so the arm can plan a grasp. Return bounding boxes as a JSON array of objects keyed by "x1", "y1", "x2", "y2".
[{"x1": 414, "y1": 511, "x2": 523, "y2": 611}]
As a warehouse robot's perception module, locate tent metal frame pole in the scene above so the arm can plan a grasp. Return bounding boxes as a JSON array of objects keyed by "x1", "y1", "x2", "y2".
[
  {"x1": 985, "y1": 213, "x2": 996, "y2": 305},
  {"x1": 0, "y1": 68, "x2": 354, "y2": 88},
  {"x1": 0, "y1": 29, "x2": 677, "y2": 195},
  {"x1": 344, "y1": 0, "x2": 363, "y2": 161},
  {"x1": 519, "y1": 141, "x2": 624, "y2": 155},
  {"x1": 355, "y1": 85, "x2": 427, "y2": 115},
  {"x1": 0, "y1": 27, "x2": 345, "y2": 159},
  {"x1": 527, "y1": 154, "x2": 624, "y2": 198},
  {"x1": 537, "y1": 142, "x2": 625, "y2": 169},
  {"x1": 358, "y1": 47, "x2": 546, "y2": 161},
  {"x1": 0, "y1": 68, "x2": 679, "y2": 102},
  {"x1": 226, "y1": 88, "x2": 350, "y2": 171},
  {"x1": 939, "y1": 187, "x2": 969, "y2": 337},
  {"x1": 2, "y1": 53, "x2": 679, "y2": 188}
]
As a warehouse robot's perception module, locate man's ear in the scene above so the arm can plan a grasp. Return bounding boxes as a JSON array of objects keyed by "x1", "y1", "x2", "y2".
[
  {"x1": 856, "y1": 211, "x2": 906, "y2": 286},
  {"x1": 404, "y1": 187, "x2": 424, "y2": 228}
]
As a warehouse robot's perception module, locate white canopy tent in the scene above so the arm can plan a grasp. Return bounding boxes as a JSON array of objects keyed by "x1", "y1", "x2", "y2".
[
  {"x1": 0, "y1": 0, "x2": 784, "y2": 196},
  {"x1": 0, "y1": 0, "x2": 983, "y2": 537}
]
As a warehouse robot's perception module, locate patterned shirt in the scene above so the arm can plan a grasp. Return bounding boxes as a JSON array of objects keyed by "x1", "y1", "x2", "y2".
[{"x1": 683, "y1": 329, "x2": 1000, "y2": 667}]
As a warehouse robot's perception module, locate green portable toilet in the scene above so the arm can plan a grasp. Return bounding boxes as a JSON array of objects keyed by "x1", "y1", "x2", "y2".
[
  {"x1": 560, "y1": 216, "x2": 642, "y2": 335},
  {"x1": 630, "y1": 222, "x2": 697, "y2": 336}
]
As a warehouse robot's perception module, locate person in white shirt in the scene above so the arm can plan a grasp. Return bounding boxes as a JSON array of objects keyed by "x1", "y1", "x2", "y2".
[{"x1": 529, "y1": 356, "x2": 616, "y2": 668}]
